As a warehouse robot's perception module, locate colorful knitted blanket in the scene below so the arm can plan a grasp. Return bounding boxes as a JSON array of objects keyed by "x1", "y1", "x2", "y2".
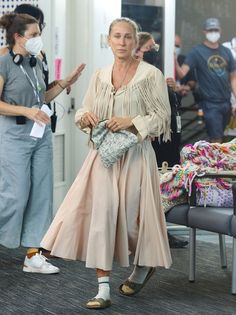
[{"x1": 160, "y1": 139, "x2": 236, "y2": 211}]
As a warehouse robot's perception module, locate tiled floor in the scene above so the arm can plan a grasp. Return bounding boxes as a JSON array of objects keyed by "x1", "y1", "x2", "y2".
[{"x1": 1, "y1": 239, "x2": 235, "y2": 315}]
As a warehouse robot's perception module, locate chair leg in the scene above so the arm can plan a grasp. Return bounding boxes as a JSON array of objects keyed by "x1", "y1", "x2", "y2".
[
  {"x1": 218, "y1": 234, "x2": 227, "y2": 268},
  {"x1": 189, "y1": 227, "x2": 196, "y2": 282},
  {"x1": 232, "y1": 237, "x2": 236, "y2": 294}
]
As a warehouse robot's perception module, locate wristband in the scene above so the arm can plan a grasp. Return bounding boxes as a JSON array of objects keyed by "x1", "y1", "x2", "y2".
[{"x1": 58, "y1": 81, "x2": 66, "y2": 89}]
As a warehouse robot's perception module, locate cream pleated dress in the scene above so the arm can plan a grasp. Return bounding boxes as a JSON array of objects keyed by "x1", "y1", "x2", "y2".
[{"x1": 41, "y1": 61, "x2": 172, "y2": 270}]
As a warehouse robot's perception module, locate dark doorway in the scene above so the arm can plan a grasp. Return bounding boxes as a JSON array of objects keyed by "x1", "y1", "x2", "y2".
[{"x1": 122, "y1": 1, "x2": 164, "y2": 71}]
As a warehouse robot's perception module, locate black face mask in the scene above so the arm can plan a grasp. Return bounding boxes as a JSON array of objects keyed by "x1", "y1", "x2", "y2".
[{"x1": 143, "y1": 49, "x2": 159, "y2": 66}]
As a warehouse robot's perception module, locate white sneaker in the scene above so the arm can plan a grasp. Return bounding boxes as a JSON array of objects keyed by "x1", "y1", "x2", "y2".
[{"x1": 23, "y1": 251, "x2": 60, "y2": 274}]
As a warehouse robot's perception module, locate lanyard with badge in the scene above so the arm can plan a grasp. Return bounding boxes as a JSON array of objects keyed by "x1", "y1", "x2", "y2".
[
  {"x1": 19, "y1": 63, "x2": 53, "y2": 137},
  {"x1": 173, "y1": 92, "x2": 181, "y2": 133},
  {"x1": 19, "y1": 64, "x2": 41, "y2": 106}
]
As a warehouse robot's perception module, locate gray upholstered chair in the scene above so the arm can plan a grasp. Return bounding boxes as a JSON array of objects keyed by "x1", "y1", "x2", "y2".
[
  {"x1": 188, "y1": 173, "x2": 236, "y2": 294},
  {"x1": 165, "y1": 172, "x2": 236, "y2": 294}
]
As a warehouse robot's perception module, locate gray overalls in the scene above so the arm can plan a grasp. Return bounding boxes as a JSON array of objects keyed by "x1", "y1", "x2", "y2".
[{"x1": 0, "y1": 53, "x2": 53, "y2": 248}]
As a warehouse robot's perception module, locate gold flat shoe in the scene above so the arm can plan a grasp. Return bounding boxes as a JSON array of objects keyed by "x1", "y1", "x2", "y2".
[
  {"x1": 119, "y1": 267, "x2": 156, "y2": 296},
  {"x1": 85, "y1": 297, "x2": 112, "y2": 309}
]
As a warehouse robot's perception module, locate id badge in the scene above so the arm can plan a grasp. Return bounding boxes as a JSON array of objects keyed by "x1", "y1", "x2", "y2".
[{"x1": 176, "y1": 114, "x2": 181, "y2": 133}]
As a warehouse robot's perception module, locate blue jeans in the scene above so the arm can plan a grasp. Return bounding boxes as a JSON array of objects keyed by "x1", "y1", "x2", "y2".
[{"x1": 201, "y1": 101, "x2": 231, "y2": 139}]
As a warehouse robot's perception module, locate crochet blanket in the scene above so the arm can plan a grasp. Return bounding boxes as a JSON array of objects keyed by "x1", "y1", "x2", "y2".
[{"x1": 160, "y1": 139, "x2": 236, "y2": 212}]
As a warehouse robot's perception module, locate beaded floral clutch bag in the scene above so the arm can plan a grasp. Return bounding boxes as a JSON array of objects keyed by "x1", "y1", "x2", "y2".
[{"x1": 91, "y1": 120, "x2": 138, "y2": 168}]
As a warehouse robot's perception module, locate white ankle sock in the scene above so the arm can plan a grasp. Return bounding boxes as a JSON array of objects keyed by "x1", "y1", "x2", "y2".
[
  {"x1": 95, "y1": 276, "x2": 110, "y2": 301},
  {"x1": 128, "y1": 265, "x2": 151, "y2": 284}
]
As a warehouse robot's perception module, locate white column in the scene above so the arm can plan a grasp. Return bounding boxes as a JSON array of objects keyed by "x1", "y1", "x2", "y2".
[
  {"x1": 72, "y1": 0, "x2": 121, "y2": 173},
  {"x1": 163, "y1": 0, "x2": 176, "y2": 78},
  {"x1": 92, "y1": 0, "x2": 121, "y2": 69}
]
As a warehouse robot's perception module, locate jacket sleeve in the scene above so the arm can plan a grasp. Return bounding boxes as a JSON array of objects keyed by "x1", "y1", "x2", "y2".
[
  {"x1": 132, "y1": 68, "x2": 171, "y2": 142},
  {"x1": 74, "y1": 70, "x2": 100, "y2": 133}
]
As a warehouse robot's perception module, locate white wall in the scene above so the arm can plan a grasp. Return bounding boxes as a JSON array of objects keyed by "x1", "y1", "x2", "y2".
[
  {"x1": 163, "y1": 0, "x2": 175, "y2": 77},
  {"x1": 38, "y1": 0, "x2": 76, "y2": 210},
  {"x1": 92, "y1": 0, "x2": 121, "y2": 69},
  {"x1": 38, "y1": 0, "x2": 53, "y2": 76},
  {"x1": 72, "y1": 0, "x2": 121, "y2": 175}
]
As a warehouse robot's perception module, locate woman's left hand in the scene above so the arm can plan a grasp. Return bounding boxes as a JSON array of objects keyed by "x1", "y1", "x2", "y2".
[{"x1": 106, "y1": 116, "x2": 133, "y2": 132}]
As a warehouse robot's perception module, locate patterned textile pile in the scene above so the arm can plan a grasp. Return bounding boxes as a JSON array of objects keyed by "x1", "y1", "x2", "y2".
[{"x1": 160, "y1": 138, "x2": 236, "y2": 212}]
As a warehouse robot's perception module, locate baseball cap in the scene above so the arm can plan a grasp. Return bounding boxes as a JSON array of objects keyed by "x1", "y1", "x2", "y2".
[{"x1": 203, "y1": 18, "x2": 221, "y2": 30}]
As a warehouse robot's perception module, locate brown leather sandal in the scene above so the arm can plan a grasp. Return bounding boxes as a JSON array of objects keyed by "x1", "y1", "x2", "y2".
[
  {"x1": 119, "y1": 267, "x2": 156, "y2": 296},
  {"x1": 85, "y1": 297, "x2": 112, "y2": 309}
]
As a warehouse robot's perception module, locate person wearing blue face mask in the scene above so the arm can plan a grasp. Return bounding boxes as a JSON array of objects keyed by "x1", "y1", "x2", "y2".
[
  {"x1": 0, "y1": 12, "x2": 85, "y2": 273},
  {"x1": 175, "y1": 35, "x2": 182, "y2": 58},
  {"x1": 175, "y1": 18, "x2": 236, "y2": 143}
]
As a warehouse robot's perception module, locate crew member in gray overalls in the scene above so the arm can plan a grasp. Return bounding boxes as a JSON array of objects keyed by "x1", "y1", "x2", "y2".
[{"x1": 0, "y1": 12, "x2": 85, "y2": 273}]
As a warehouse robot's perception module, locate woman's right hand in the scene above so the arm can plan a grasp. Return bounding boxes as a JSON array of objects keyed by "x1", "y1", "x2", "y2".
[
  {"x1": 80, "y1": 112, "x2": 99, "y2": 128},
  {"x1": 24, "y1": 107, "x2": 50, "y2": 125}
]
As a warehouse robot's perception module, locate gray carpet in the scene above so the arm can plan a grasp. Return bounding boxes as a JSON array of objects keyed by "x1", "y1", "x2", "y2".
[{"x1": 0, "y1": 241, "x2": 236, "y2": 315}]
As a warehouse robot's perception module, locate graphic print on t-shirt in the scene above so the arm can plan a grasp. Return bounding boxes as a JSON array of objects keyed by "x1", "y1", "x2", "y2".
[{"x1": 207, "y1": 55, "x2": 227, "y2": 77}]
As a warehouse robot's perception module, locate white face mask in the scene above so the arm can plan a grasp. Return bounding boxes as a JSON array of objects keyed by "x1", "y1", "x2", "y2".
[
  {"x1": 25, "y1": 36, "x2": 43, "y2": 56},
  {"x1": 206, "y1": 32, "x2": 220, "y2": 43}
]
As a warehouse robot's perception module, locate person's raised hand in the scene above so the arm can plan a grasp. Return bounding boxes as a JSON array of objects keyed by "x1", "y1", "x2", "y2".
[{"x1": 61, "y1": 64, "x2": 86, "y2": 88}]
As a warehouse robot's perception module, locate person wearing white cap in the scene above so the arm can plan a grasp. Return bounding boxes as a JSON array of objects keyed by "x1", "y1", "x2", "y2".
[{"x1": 175, "y1": 18, "x2": 236, "y2": 143}]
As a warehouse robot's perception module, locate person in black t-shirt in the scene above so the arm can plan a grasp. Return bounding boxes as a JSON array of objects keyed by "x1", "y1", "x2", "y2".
[{"x1": 175, "y1": 18, "x2": 236, "y2": 143}]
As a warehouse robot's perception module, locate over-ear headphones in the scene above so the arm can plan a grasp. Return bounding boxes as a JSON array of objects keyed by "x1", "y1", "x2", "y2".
[{"x1": 9, "y1": 50, "x2": 37, "y2": 67}]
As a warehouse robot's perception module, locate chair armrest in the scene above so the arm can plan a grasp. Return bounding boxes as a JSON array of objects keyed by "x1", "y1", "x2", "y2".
[
  {"x1": 233, "y1": 183, "x2": 236, "y2": 215},
  {"x1": 198, "y1": 171, "x2": 236, "y2": 178}
]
